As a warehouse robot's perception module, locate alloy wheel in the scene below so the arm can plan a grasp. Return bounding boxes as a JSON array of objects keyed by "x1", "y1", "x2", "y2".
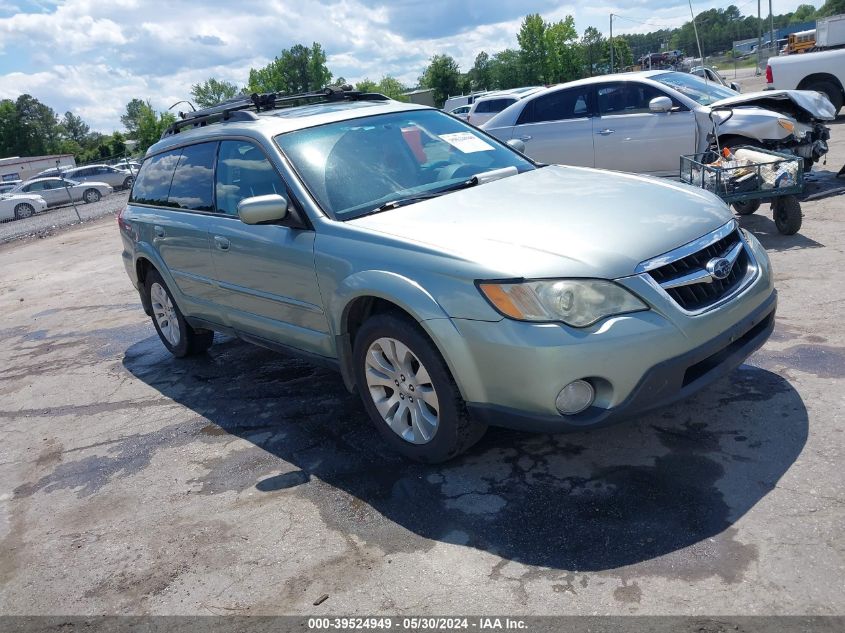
[
  {"x1": 150, "y1": 282, "x2": 181, "y2": 347},
  {"x1": 365, "y1": 337, "x2": 440, "y2": 444}
]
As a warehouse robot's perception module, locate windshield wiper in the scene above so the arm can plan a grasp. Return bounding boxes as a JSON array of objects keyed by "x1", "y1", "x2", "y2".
[{"x1": 366, "y1": 166, "x2": 519, "y2": 216}]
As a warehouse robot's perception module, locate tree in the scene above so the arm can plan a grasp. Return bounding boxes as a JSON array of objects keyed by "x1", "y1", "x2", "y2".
[
  {"x1": 419, "y1": 54, "x2": 462, "y2": 107},
  {"x1": 354, "y1": 79, "x2": 379, "y2": 93},
  {"x1": 817, "y1": 0, "x2": 845, "y2": 18},
  {"x1": 61, "y1": 112, "x2": 90, "y2": 145},
  {"x1": 121, "y1": 98, "x2": 147, "y2": 138},
  {"x1": 469, "y1": 51, "x2": 492, "y2": 90},
  {"x1": 136, "y1": 101, "x2": 176, "y2": 153},
  {"x1": 247, "y1": 42, "x2": 333, "y2": 94},
  {"x1": 518, "y1": 14, "x2": 548, "y2": 84},
  {"x1": 581, "y1": 27, "x2": 604, "y2": 77},
  {"x1": 190, "y1": 78, "x2": 239, "y2": 108},
  {"x1": 488, "y1": 49, "x2": 522, "y2": 89},
  {"x1": 544, "y1": 16, "x2": 580, "y2": 84}
]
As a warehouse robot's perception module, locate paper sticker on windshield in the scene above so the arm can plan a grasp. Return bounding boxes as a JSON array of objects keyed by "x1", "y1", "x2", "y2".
[{"x1": 439, "y1": 132, "x2": 494, "y2": 153}]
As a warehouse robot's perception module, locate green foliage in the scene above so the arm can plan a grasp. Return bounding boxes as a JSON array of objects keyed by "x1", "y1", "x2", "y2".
[
  {"x1": 418, "y1": 54, "x2": 462, "y2": 107},
  {"x1": 817, "y1": 0, "x2": 845, "y2": 18},
  {"x1": 354, "y1": 76, "x2": 409, "y2": 101},
  {"x1": 517, "y1": 14, "x2": 547, "y2": 84},
  {"x1": 190, "y1": 77, "x2": 240, "y2": 108},
  {"x1": 120, "y1": 98, "x2": 146, "y2": 138},
  {"x1": 469, "y1": 52, "x2": 492, "y2": 90},
  {"x1": 488, "y1": 49, "x2": 523, "y2": 89},
  {"x1": 135, "y1": 101, "x2": 177, "y2": 154},
  {"x1": 247, "y1": 42, "x2": 333, "y2": 94},
  {"x1": 544, "y1": 16, "x2": 580, "y2": 84}
]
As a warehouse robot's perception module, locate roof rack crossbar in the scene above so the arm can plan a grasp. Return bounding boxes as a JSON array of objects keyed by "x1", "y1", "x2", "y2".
[{"x1": 162, "y1": 85, "x2": 390, "y2": 138}]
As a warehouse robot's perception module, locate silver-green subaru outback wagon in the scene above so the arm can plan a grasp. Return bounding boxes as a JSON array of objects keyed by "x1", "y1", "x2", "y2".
[{"x1": 119, "y1": 87, "x2": 776, "y2": 463}]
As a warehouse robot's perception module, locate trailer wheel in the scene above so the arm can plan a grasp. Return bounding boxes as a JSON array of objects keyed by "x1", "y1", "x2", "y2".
[
  {"x1": 773, "y1": 195, "x2": 802, "y2": 236},
  {"x1": 733, "y1": 199, "x2": 761, "y2": 215}
]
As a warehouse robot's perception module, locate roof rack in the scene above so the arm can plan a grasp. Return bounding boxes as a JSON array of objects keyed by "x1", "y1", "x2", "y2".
[{"x1": 162, "y1": 85, "x2": 390, "y2": 138}]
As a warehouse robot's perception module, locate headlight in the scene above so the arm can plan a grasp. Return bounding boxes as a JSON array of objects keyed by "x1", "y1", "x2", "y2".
[
  {"x1": 777, "y1": 118, "x2": 795, "y2": 134},
  {"x1": 478, "y1": 279, "x2": 648, "y2": 327}
]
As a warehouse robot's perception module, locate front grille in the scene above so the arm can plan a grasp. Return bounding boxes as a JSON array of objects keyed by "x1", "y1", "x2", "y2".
[{"x1": 648, "y1": 229, "x2": 750, "y2": 312}]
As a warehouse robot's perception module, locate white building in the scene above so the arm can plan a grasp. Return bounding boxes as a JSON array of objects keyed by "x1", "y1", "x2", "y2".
[{"x1": 0, "y1": 154, "x2": 76, "y2": 183}]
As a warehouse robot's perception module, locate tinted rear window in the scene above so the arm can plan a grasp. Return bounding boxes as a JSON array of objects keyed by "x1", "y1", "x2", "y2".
[
  {"x1": 130, "y1": 150, "x2": 181, "y2": 206},
  {"x1": 475, "y1": 98, "x2": 516, "y2": 113},
  {"x1": 167, "y1": 142, "x2": 217, "y2": 211}
]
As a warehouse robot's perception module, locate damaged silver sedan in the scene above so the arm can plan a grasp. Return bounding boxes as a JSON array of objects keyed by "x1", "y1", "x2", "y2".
[{"x1": 482, "y1": 70, "x2": 833, "y2": 177}]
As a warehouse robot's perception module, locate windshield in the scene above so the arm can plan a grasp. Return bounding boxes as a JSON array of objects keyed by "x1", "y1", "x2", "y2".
[
  {"x1": 653, "y1": 71, "x2": 737, "y2": 105},
  {"x1": 275, "y1": 109, "x2": 535, "y2": 220}
]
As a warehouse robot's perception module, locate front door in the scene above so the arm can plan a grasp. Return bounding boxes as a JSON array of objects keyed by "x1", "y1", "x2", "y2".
[
  {"x1": 592, "y1": 81, "x2": 696, "y2": 176},
  {"x1": 206, "y1": 139, "x2": 331, "y2": 357}
]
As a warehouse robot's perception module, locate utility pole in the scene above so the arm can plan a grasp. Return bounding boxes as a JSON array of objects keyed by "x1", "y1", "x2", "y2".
[
  {"x1": 769, "y1": 0, "x2": 775, "y2": 56},
  {"x1": 757, "y1": 0, "x2": 762, "y2": 75},
  {"x1": 609, "y1": 14, "x2": 614, "y2": 74}
]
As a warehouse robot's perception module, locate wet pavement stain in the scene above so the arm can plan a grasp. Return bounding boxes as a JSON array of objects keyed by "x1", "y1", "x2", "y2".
[
  {"x1": 613, "y1": 580, "x2": 642, "y2": 604},
  {"x1": 116, "y1": 334, "x2": 807, "y2": 585},
  {"x1": 753, "y1": 344, "x2": 845, "y2": 379}
]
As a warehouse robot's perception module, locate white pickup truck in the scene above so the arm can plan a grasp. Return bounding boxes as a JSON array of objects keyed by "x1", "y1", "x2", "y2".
[{"x1": 766, "y1": 48, "x2": 845, "y2": 114}]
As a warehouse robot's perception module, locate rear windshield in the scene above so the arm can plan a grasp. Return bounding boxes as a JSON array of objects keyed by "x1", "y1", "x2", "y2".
[{"x1": 275, "y1": 109, "x2": 534, "y2": 221}]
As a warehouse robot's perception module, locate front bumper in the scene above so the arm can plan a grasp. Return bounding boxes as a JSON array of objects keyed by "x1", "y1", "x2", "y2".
[{"x1": 466, "y1": 290, "x2": 776, "y2": 433}]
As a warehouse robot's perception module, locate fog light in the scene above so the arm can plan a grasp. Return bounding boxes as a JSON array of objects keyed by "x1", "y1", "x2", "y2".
[{"x1": 555, "y1": 380, "x2": 595, "y2": 415}]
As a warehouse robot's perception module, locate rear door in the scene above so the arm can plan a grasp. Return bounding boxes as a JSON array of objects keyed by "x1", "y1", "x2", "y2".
[
  {"x1": 129, "y1": 143, "x2": 220, "y2": 319},
  {"x1": 205, "y1": 139, "x2": 331, "y2": 357},
  {"x1": 592, "y1": 81, "x2": 696, "y2": 176},
  {"x1": 509, "y1": 85, "x2": 596, "y2": 167}
]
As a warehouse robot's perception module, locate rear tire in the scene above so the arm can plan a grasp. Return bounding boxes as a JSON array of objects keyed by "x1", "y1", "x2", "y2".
[
  {"x1": 804, "y1": 80, "x2": 844, "y2": 114},
  {"x1": 145, "y1": 269, "x2": 213, "y2": 358},
  {"x1": 83, "y1": 188, "x2": 101, "y2": 203},
  {"x1": 773, "y1": 195, "x2": 802, "y2": 235},
  {"x1": 732, "y1": 199, "x2": 761, "y2": 215},
  {"x1": 352, "y1": 313, "x2": 486, "y2": 463},
  {"x1": 122, "y1": 176, "x2": 134, "y2": 189},
  {"x1": 14, "y1": 203, "x2": 34, "y2": 219}
]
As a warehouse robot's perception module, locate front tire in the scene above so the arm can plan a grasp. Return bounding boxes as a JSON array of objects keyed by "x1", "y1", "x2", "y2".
[
  {"x1": 14, "y1": 203, "x2": 34, "y2": 219},
  {"x1": 145, "y1": 269, "x2": 213, "y2": 357},
  {"x1": 83, "y1": 188, "x2": 101, "y2": 203},
  {"x1": 352, "y1": 313, "x2": 486, "y2": 463},
  {"x1": 123, "y1": 176, "x2": 134, "y2": 189}
]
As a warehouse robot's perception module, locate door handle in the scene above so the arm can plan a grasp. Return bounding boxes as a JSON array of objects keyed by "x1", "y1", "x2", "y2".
[
  {"x1": 596, "y1": 128, "x2": 615, "y2": 136},
  {"x1": 519, "y1": 135, "x2": 532, "y2": 141},
  {"x1": 214, "y1": 235, "x2": 230, "y2": 251},
  {"x1": 153, "y1": 225, "x2": 165, "y2": 238}
]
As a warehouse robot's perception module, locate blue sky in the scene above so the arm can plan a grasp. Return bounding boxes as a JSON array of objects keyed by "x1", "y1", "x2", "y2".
[{"x1": 0, "y1": 0, "x2": 824, "y2": 132}]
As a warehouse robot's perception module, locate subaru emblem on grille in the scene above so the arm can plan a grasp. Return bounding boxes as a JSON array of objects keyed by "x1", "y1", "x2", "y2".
[{"x1": 706, "y1": 257, "x2": 733, "y2": 280}]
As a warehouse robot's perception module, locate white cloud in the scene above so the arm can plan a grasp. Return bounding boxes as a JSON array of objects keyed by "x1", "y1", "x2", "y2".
[{"x1": 0, "y1": 0, "x2": 826, "y2": 132}]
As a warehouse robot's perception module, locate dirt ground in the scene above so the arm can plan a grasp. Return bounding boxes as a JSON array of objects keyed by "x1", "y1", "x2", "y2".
[{"x1": 0, "y1": 120, "x2": 843, "y2": 618}]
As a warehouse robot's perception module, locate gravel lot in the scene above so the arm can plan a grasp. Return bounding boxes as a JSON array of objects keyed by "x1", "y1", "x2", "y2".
[
  {"x1": 0, "y1": 191, "x2": 129, "y2": 243},
  {"x1": 0, "y1": 119, "x2": 843, "y2": 621}
]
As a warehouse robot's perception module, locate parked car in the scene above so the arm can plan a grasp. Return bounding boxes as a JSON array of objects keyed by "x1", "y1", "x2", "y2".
[
  {"x1": 65, "y1": 164, "x2": 134, "y2": 189},
  {"x1": 8, "y1": 178, "x2": 112, "y2": 206},
  {"x1": 449, "y1": 105, "x2": 471, "y2": 121},
  {"x1": 0, "y1": 193, "x2": 48, "y2": 220},
  {"x1": 34, "y1": 166, "x2": 69, "y2": 179},
  {"x1": 113, "y1": 159, "x2": 142, "y2": 173},
  {"x1": 766, "y1": 48, "x2": 845, "y2": 114},
  {"x1": 119, "y1": 88, "x2": 776, "y2": 462},
  {"x1": 0, "y1": 181, "x2": 22, "y2": 195},
  {"x1": 467, "y1": 88, "x2": 541, "y2": 126},
  {"x1": 690, "y1": 66, "x2": 741, "y2": 92},
  {"x1": 482, "y1": 70, "x2": 833, "y2": 177}
]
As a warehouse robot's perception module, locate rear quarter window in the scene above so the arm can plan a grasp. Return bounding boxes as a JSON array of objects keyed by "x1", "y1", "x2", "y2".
[{"x1": 130, "y1": 150, "x2": 182, "y2": 207}]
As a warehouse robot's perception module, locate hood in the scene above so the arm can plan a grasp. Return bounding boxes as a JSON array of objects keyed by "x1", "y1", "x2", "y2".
[
  {"x1": 711, "y1": 89, "x2": 836, "y2": 121},
  {"x1": 348, "y1": 166, "x2": 733, "y2": 280}
]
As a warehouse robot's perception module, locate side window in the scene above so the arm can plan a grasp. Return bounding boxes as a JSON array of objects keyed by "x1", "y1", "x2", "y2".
[
  {"x1": 598, "y1": 82, "x2": 679, "y2": 115},
  {"x1": 216, "y1": 140, "x2": 287, "y2": 216},
  {"x1": 22, "y1": 183, "x2": 38, "y2": 192},
  {"x1": 518, "y1": 87, "x2": 594, "y2": 125},
  {"x1": 129, "y1": 149, "x2": 181, "y2": 207},
  {"x1": 168, "y1": 142, "x2": 217, "y2": 211}
]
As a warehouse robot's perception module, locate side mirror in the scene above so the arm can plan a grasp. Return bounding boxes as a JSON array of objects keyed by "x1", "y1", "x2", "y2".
[
  {"x1": 730, "y1": 82, "x2": 741, "y2": 93},
  {"x1": 649, "y1": 96, "x2": 673, "y2": 113},
  {"x1": 238, "y1": 194, "x2": 288, "y2": 225},
  {"x1": 506, "y1": 138, "x2": 526, "y2": 153}
]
